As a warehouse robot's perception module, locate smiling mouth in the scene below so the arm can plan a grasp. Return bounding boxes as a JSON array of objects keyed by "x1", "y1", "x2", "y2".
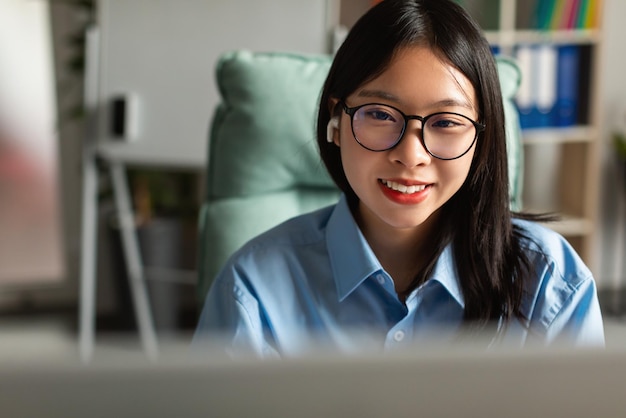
[{"x1": 380, "y1": 179, "x2": 428, "y2": 194}]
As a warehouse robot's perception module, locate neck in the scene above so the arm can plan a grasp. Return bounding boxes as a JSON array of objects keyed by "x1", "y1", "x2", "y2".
[{"x1": 355, "y1": 208, "x2": 440, "y2": 297}]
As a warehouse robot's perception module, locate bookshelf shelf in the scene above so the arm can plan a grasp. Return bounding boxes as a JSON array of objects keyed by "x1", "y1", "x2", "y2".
[
  {"x1": 485, "y1": 29, "x2": 602, "y2": 46},
  {"x1": 522, "y1": 126, "x2": 598, "y2": 145},
  {"x1": 540, "y1": 216, "x2": 595, "y2": 237}
]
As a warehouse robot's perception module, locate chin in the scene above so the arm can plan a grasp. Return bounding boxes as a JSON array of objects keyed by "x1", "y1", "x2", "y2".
[{"x1": 379, "y1": 210, "x2": 435, "y2": 231}]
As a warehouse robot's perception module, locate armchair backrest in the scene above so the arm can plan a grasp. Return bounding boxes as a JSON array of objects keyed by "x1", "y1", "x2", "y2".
[{"x1": 197, "y1": 51, "x2": 340, "y2": 299}]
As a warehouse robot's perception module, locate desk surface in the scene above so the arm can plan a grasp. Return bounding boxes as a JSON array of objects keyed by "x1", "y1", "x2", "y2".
[{"x1": 97, "y1": 141, "x2": 206, "y2": 169}]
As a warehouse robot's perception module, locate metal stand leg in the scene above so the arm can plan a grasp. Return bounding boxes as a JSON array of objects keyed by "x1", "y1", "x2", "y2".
[
  {"x1": 110, "y1": 161, "x2": 159, "y2": 360},
  {"x1": 78, "y1": 148, "x2": 99, "y2": 363},
  {"x1": 78, "y1": 26, "x2": 101, "y2": 364}
]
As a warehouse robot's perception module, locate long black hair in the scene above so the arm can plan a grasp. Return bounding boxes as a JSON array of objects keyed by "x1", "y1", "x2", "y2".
[{"x1": 317, "y1": 0, "x2": 533, "y2": 330}]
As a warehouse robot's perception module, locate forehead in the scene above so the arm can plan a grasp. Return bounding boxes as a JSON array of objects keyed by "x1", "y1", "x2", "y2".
[{"x1": 353, "y1": 46, "x2": 477, "y2": 113}]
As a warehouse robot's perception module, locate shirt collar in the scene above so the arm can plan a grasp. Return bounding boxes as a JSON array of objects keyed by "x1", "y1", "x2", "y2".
[
  {"x1": 427, "y1": 245, "x2": 465, "y2": 308},
  {"x1": 326, "y1": 194, "x2": 465, "y2": 308},
  {"x1": 326, "y1": 195, "x2": 382, "y2": 301}
]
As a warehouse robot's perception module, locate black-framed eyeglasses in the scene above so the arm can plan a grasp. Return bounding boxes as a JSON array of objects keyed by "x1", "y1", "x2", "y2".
[{"x1": 341, "y1": 102, "x2": 485, "y2": 160}]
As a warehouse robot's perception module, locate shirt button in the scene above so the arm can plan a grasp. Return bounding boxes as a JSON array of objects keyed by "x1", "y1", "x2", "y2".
[
  {"x1": 376, "y1": 274, "x2": 385, "y2": 285},
  {"x1": 393, "y1": 330, "x2": 405, "y2": 342}
]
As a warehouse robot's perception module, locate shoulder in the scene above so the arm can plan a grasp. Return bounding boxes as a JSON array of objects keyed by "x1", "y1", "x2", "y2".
[
  {"x1": 212, "y1": 203, "x2": 336, "y2": 289},
  {"x1": 513, "y1": 218, "x2": 592, "y2": 284},
  {"x1": 205, "y1": 203, "x2": 340, "y2": 331},
  {"x1": 236, "y1": 203, "x2": 335, "y2": 255},
  {"x1": 512, "y1": 218, "x2": 597, "y2": 330}
]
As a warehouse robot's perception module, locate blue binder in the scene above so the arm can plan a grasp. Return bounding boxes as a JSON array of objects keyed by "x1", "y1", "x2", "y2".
[{"x1": 555, "y1": 45, "x2": 580, "y2": 127}]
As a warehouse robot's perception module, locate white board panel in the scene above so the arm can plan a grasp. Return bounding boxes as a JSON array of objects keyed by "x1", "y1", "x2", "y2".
[{"x1": 96, "y1": 0, "x2": 331, "y2": 168}]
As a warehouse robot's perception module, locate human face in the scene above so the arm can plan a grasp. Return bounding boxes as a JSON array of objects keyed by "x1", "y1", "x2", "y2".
[{"x1": 331, "y1": 46, "x2": 479, "y2": 238}]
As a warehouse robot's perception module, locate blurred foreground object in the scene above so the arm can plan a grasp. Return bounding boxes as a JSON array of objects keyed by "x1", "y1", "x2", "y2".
[{"x1": 0, "y1": 0, "x2": 65, "y2": 284}]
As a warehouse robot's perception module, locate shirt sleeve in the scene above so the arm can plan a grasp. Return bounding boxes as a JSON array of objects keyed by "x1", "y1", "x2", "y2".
[
  {"x1": 192, "y1": 266, "x2": 280, "y2": 358},
  {"x1": 545, "y1": 275, "x2": 605, "y2": 347},
  {"x1": 519, "y1": 221, "x2": 606, "y2": 348}
]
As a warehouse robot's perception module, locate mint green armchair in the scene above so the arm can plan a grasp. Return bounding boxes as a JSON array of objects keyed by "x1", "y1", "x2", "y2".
[
  {"x1": 197, "y1": 51, "x2": 340, "y2": 299},
  {"x1": 197, "y1": 51, "x2": 523, "y2": 300}
]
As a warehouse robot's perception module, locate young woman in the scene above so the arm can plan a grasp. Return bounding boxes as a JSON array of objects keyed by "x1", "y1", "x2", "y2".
[{"x1": 194, "y1": 0, "x2": 604, "y2": 357}]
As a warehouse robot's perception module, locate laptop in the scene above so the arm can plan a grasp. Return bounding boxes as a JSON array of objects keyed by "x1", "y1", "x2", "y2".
[{"x1": 0, "y1": 341, "x2": 624, "y2": 418}]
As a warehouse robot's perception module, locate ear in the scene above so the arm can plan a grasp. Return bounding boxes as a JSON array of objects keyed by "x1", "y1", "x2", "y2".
[
  {"x1": 326, "y1": 117, "x2": 339, "y2": 144},
  {"x1": 327, "y1": 97, "x2": 342, "y2": 146}
]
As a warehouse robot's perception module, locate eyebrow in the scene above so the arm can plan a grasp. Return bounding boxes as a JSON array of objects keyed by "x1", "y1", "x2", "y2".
[{"x1": 355, "y1": 89, "x2": 475, "y2": 111}]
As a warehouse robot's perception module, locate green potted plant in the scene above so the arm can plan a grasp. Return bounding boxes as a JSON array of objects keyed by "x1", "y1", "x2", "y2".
[{"x1": 613, "y1": 113, "x2": 626, "y2": 188}]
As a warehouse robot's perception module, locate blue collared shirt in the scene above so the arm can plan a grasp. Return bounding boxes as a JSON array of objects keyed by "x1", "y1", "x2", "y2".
[{"x1": 193, "y1": 195, "x2": 604, "y2": 357}]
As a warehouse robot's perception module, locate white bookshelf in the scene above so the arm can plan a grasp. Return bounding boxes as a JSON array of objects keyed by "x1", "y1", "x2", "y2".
[{"x1": 486, "y1": 0, "x2": 603, "y2": 273}]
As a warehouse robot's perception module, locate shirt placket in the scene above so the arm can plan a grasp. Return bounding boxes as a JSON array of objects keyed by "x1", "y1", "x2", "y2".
[{"x1": 382, "y1": 281, "x2": 424, "y2": 349}]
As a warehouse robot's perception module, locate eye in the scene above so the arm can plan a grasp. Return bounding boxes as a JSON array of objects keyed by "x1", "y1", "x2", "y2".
[
  {"x1": 360, "y1": 105, "x2": 399, "y2": 123},
  {"x1": 428, "y1": 113, "x2": 469, "y2": 130}
]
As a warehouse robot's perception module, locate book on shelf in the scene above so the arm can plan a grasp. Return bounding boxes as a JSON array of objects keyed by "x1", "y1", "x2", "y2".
[
  {"x1": 513, "y1": 43, "x2": 583, "y2": 130},
  {"x1": 535, "y1": 44, "x2": 558, "y2": 127},
  {"x1": 555, "y1": 45, "x2": 580, "y2": 127},
  {"x1": 534, "y1": 0, "x2": 601, "y2": 30}
]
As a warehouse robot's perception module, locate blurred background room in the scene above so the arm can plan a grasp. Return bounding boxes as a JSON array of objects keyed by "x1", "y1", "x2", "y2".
[{"x1": 0, "y1": 0, "x2": 625, "y2": 364}]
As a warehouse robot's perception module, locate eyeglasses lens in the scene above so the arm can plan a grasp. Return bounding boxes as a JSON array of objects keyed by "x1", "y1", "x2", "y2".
[{"x1": 350, "y1": 104, "x2": 478, "y2": 159}]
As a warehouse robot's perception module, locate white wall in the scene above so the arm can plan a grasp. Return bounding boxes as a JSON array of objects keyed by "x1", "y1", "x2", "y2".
[{"x1": 597, "y1": 0, "x2": 626, "y2": 288}]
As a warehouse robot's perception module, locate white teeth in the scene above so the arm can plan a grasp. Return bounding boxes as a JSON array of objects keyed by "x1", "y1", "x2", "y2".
[{"x1": 382, "y1": 180, "x2": 426, "y2": 194}]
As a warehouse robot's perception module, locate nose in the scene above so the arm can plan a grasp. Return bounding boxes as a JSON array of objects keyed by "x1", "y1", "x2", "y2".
[{"x1": 387, "y1": 120, "x2": 431, "y2": 167}]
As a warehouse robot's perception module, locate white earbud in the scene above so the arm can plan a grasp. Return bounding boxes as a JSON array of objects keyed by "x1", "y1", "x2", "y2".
[{"x1": 326, "y1": 117, "x2": 339, "y2": 143}]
